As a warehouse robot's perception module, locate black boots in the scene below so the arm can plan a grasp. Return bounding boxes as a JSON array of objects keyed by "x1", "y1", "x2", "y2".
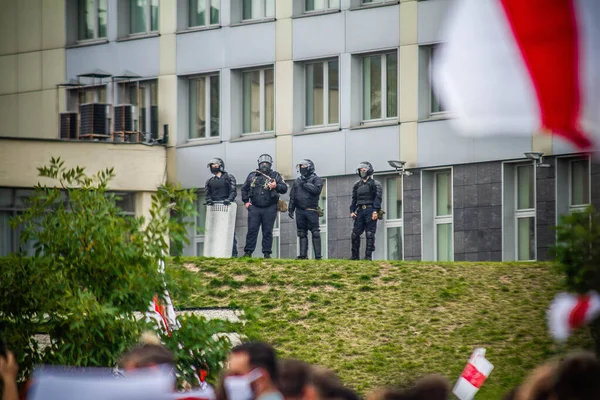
[
  {"x1": 312, "y1": 234, "x2": 322, "y2": 260},
  {"x1": 365, "y1": 232, "x2": 375, "y2": 261},
  {"x1": 298, "y1": 234, "x2": 308, "y2": 260},
  {"x1": 351, "y1": 233, "x2": 360, "y2": 260}
]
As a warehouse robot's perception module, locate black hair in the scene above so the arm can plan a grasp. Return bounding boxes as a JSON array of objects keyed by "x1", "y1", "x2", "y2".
[{"x1": 231, "y1": 341, "x2": 279, "y2": 384}]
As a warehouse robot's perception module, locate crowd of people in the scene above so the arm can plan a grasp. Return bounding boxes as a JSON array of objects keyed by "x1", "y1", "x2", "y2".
[{"x1": 1, "y1": 335, "x2": 600, "y2": 400}]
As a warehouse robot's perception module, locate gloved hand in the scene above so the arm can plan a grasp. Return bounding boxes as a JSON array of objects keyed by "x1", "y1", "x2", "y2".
[
  {"x1": 223, "y1": 200, "x2": 231, "y2": 206},
  {"x1": 288, "y1": 211, "x2": 294, "y2": 220},
  {"x1": 206, "y1": 201, "x2": 214, "y2": 206}
]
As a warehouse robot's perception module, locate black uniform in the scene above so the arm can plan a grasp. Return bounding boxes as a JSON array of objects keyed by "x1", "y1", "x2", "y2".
[
  {"x1": 289, "y1": 170, "x2": 323, "y2": 259},
  {"x1": 350, "y1": 177, "x2": 383, "y2": 260},
  {"x1": 205, "y1": 171, "x2": 238, "y2": 257},
  {"x1": 241, "y1": 169, "x2": 287, "y2": 257}
]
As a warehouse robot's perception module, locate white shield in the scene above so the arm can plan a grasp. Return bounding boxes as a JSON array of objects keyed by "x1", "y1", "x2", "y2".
[{"x1": 204, "y1": 203, "x2": 237, "y2": 258}]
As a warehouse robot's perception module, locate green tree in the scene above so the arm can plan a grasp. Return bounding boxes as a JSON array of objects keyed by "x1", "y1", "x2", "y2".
[
  {"x1": 552, "y1": 205, "x2": 600, "y2": 355},
  {"x1": 0, "y1": 157, "x2": 238, "y2": 385}
]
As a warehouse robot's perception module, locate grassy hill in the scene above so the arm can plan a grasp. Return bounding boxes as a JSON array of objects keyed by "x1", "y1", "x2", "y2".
[{"x1": 166, "y1": 258, "x2": 592, "y2": 399}]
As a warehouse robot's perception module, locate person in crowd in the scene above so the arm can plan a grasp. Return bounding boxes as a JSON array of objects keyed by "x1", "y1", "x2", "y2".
[
  {"x1": 205, "y1": 157, "x2": 239, "y2": 257},
  {"x1": 552, "y1": 351, "x2": 600, "y2": 400},
  {"x1": 349, "y1": 161, "x2": 383, "y2": 261},
  {"x1": 225, "y1": 341, "x2": 283, "y2": 400},
  {"x1": 288, "y1": 160, "x2": 323, "y2": 260},
  {"x1": 119, "y1": 332, "x2": 175, "y2": 371},
  {"x1": 241, "y1": 155, "x2": 288, "y2": 258},
  {"x1": 0, "y1": 348, "x2": 19, "y2": 400}
]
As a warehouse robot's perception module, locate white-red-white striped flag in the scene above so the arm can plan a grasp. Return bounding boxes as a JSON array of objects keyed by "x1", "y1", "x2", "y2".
[{"x1": 433, "y1": 0, "x2": 600, "y2": 150}]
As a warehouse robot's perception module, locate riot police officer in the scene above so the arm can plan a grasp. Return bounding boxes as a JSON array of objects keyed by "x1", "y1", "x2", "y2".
[
  {"x1": 205, "y1": 157, "x2": 238, "y2": 257},
  {"x1": 241, "y1": 154, "x2": 288, "y2": 258},
  {"x1": 288, "y1": 159, "x2": 323, "y2": 260},
  {"x1": 350, "y1": 161, "x2": 383, "y2": 260}
]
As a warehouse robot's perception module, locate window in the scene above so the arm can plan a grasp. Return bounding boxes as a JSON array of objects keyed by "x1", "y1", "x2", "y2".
[
  {"x1": 252, "y1": 214, "x2": 281, "y2": 258},
  {"x1": 296, "y1": 179, "x2": 328, "y2": 259},
  {"x1": 305, "y1": 0, "x2": 339, "y2": 12},
  {"x1": 190, "y1": 75, "x2": 220, "y2": 140},
  {"x1": 515, "y1": 164, "x2": 535, "y2": 261},
  {"x1": 362, "y1": 52, "x2": 397, "y2": 121},
  {"x1": 305, "y1": 60, "x2": 339, "y2": 128},
  {"x1": 78, "y1": 0, "x2": 107, "y2": 41},
  {"x1": 434, "y1": 171, "x2": 452, "y2": 261},
  {"x1": 384, "y1": 176, "x2": 403, "y2": 260},
  {"x1": 242, "y1": 68, "x2": 274, "y2": 134},
  {"x1": 124, "y1": 80, "x2": 158, "y2": 138},
  {"x1": 130, "y1": 0, "x2": 158, "y2": 34},
  {"x1": 189, "y1": 0, "x2": 220, "y2": 27},
  {"x1": 194, "y1": 192, "x2": 207, "y2": 256},
  {"x1": 570, "y1": 159, "x2": 590, "y2": 212},
  {"x1": 242, "y1": 0, "x2": 275, "y2": 20},
  {"x1": 361, "y1": 0, "x2": 398, "y2": 6},
  {"x1": 429, "y1": 46, "x2": 446, "y2": 114}
]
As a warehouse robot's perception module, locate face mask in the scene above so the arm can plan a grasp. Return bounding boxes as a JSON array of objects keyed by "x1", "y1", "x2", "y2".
[
  {"x1": 210, "y1": 166, "x2": 221, "y2": 174},
  {"x1": 259, "y1": 163, "x2": 270, "y2": 173},
  {"x1": 300, "y1": 167, "x2": 309, "y2": 177},
  {"x1": 359, "y1": 170, "x2": 368, "y2": 179},
  {"x1": 224, "y1": 370, "x2": 262, "y2": 400}
]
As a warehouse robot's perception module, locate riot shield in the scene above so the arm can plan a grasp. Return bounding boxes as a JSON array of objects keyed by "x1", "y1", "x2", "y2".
[{"x1": 203, "y1": 203, "x2": 237, "y2": 258}]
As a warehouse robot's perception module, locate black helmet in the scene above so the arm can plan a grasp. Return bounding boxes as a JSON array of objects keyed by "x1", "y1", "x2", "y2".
[
  {"x1": 296, "y1": 159, "x2": 315, "y2": 175},
  {"x1": 257, "y1": 154, "x2": 273, "y2": 167},
  {"x1": 357, "y1": 161, "x2": 374, "y2": 177},
  {"x1": 207, "y1": 157, "x2": 225, "y2": 172}
]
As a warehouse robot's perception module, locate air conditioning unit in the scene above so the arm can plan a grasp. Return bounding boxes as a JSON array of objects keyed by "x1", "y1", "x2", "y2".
[
  {"x1": 114, "y1": 104, "x2": 134, "y2": 132},
  {"x1": 59, "y1": 112, "x2": 78, "y2": 139},
  {"x1": 79, "y1": 103, "x2": 108, "y2": 137}
]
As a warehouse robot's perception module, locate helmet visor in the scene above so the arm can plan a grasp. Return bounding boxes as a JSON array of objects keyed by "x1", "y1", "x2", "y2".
[
  {"x1": 207, "y1": 158, "x2": 222, "y2": 168},
  {"x1": 258, "y1": 154, "x2": 273, "y2": 165},
  {"x1": 357, "y1": 162, "x2": 371, "y2": 171}
]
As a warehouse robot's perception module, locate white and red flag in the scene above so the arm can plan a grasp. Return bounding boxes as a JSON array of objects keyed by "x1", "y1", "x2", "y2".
[
  {"x1": 433, "y1": 0, "x2": 600, "y2": 150},
  {"x1": 548, "y1": 291, "x2": 600, "y2": 341}
]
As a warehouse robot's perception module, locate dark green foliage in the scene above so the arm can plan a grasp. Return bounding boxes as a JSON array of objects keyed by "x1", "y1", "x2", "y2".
[{"x1": 0, "y1": 157, "x2": 236, "y2": 386}]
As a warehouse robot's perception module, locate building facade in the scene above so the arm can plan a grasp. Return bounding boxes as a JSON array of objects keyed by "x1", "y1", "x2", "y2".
[{"x1": 0, "y1": 0, "x2": 596, "y2": 261}]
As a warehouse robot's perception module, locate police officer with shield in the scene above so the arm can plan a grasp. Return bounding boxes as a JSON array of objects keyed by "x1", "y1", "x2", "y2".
[
  {"x1": 241, "y1": 154, "x2": 288, "y2": 258},
  {"x1": 288, "y1": 159, "x2": 323, "y2": 260},
  {"x1": 350, "y1": 161, "x2": 383, "y2": 260},
  {"x1": 205, "y1": 157, "x2": 238, "y2": 257}
]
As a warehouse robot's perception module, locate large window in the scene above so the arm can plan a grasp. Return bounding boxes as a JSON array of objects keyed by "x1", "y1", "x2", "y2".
[
  {"x1": 242, "y1": 68, "x2": 274, "y2": 135},
  {"x1": 362, "y1": 52, "x2": 397, "y2": 121},
  {"x1": 305, "y1": 0, "x2": 339, "y2": 12},
  {"x1": 515, "y1": 165, "x2": 535, "y2": 261},
  {"x1": 362, "y1": 0, "x2": 398, "y2": 4},
  {"x1": 130, "y1": 0, "x2": 159, "y2": 34},
  {"x1": 305, "y1": 60, "x2": 339, "y2": 128},
  {"x1": 189, "y1": 0, "x2": 220, "y2": 27},
  {"x1": 78, "y1": 0, "x2": 107, "y2": 41},
  {"x1": 434, "y1": 171, "x2": 452, "y2": 261},
  {"x1": 570, "y1": 159, "x2": 590, "y2": 212},
  {"x1": 384, "y1": 176, "x2": 403, "y2": 260},
  {"x1": 124, "y1": 80, "x2": 158, "y2": 138},
  {"x1": 242, "y1": 0, "x2": 275, "y2": 20},
  {"x1": 190, "y1": 75, "x2": 220, "y2": 140},
  {"x1": 429, "y1": 46, "x2": 446, "y2": 115},
  {"x1": 296, "y1": 179, "x2": 328, "y2": 259}
]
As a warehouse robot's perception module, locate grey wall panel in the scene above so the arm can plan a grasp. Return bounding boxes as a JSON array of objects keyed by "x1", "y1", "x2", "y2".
[
  {"x1": 292, "y1": 130, "x2": 347, "y2": 179},
  {"x1": 417, "y1": 0, "x2": 451, "y2": 44},
  {"x1": 176, "y1": 29, "x2": 227, "y2": 74},
  {"x1": 345, "y1": 6, "x2": 399, "y2": 54},
  {"x1": 225, "y1": 24, "x2": 276, "y2": 68},
  {"x1": 417, "y1": 120, "x2": 533, "y2": 167},
  {"x1": 345, "y1": 125, "x2": 400, "y2": 175},
  {"x1": 293, "y1": 13, "x2": 345, "y2": 60},
  {"x1": 224, "y1": 138, "x2": 278, "y2": 182},
  {"x1": 176, "y1": 143, "x2": 227, "y2": 188},
  {"x1": 66, "y1": 38, "x2": 160, "y2": 79}
]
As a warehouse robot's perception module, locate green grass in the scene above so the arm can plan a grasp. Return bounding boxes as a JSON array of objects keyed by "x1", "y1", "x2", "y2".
[{"x1": 166, "y1": 258, "x2": 592, "y2": 399}]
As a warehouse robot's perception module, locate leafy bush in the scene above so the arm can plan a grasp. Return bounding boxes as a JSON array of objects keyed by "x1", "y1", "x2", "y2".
[
  {"x1": 552, "y1": 205, "x2": 600, "y2": 354},
  {"x1": 0, "y1": 157, "x2": 238, "y2": 385}
]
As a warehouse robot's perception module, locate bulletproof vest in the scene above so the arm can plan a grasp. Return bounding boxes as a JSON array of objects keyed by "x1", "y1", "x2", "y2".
[
  {"x1": 356, "y1": 181, "x2": 374, "y2": 205},
  {"x1": 250, "y1": 172, "x2": 278, "y2": 207},
  {"x1": 209, "y1": 175, "x2": 229, "y2": 201}
]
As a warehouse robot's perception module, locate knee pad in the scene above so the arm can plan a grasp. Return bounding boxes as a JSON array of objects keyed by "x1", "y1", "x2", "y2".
[
  {"x1": 297, "y1": 230, "x2": 308, "y2": 238},
  {"x1": 351, "y1": 232, "x2": 360, "y2": 241},
  {"x1": 365, "y1": 231, "x2": 375, "y2": 240},
  {"x1": 310, "y1": 227, "x2": 321, "y2": 235}
]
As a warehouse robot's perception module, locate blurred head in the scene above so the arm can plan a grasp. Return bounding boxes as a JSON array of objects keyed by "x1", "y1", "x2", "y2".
[
  {"x1": 552, "y1": 351, "x2": 600, "y2": 400},
  {"x1": 119, "y1": 332, "x2": 174, "y2": 371},
  {"x1": 515, "y1": 362, "x2": 558, "y2": 400},
  {"x1": 225, "y1": 341, "x2": 279, "y2": 400},
  {"x1": 410, "y1": 375, "x2": 450, "y2": 400},
  {"x1": 279, "y1": 359, "x2": 317, "y2": 400},
  {"x1": 310, "y1": 366, "x2": 359, "y2": 400}
]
